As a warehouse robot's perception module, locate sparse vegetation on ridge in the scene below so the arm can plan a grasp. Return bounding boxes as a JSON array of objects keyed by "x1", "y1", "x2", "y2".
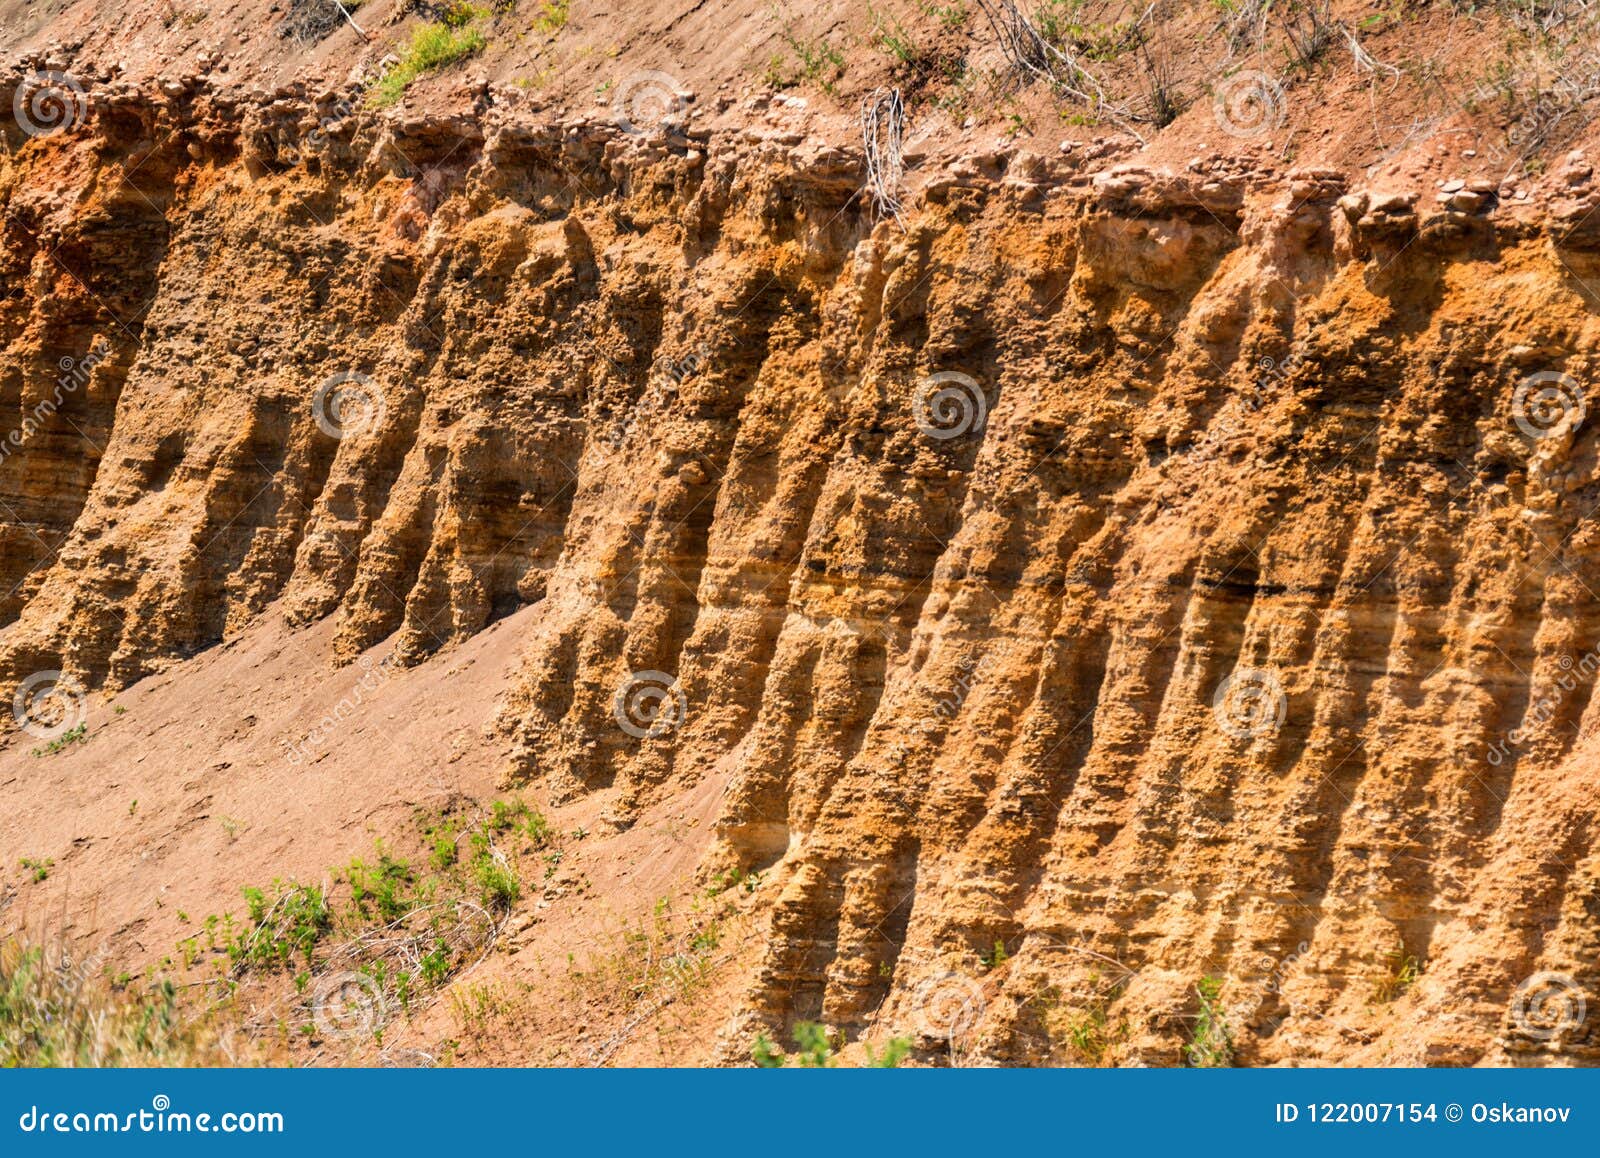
[
  {"x1": 148, "y1": 797, "x2": 558, "y2": 1050},
  {"x1": 372, "y1": 8, "x2": 490, "y2": 106}
]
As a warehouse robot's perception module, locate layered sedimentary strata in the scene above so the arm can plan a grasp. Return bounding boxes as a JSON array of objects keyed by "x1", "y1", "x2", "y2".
[{"x1": 3, "y1": 67, "x2": 1600, "y2": 1065}]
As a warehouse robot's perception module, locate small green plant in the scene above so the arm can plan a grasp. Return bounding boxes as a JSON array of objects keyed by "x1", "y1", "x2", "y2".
[
  {"x1": 981, "y1": 940, "x2": 1010, "y2": 970},
  {"x1": 487, "y1": 796, "x2": 554, "y2": 847},
  {"x1": 752, "y1": 1021, "x2": 843, "y2": 1067},
  {"x1": 474, "y1": 856, "x2": 520, "y2": 909},
  {"x1": 419, "y1": 939, "x2": 452, "y2": 986},
  {"x1": 1370, "y1": 942, "x2": 1421, "y2": 1004},
  {"x1": 488, "y1": 798, "x2": 521, "y2": 832},
  {"x1": 1186, "y1": 976, "x2": 1234, "y2": 1067},
  {"x1": 794, "y1": 1021, "x2": 842, "y2": 1067},
  {"x1": 774, "y1": 26, "x2": 846, "y2": 94},
  {"x1": 531, "y1": 0, "x2": 569, "y2": 33},
  {"x1": 430, "y1": 828, "x2": 459, "y2": 870},
  {"x1": 1034, "y1": 0, "x2": 1145, "y2": 62},
  {"x1": 19, "y1": 857, "x2": 53, "y2": 883},
  {"x1": 866, "y1": 1036, "x2": 914, "y2": 1067},
  {"x1": 869, "y1": 3, "x2": 929, "y2": 69},
  {"x1": 523, "y1": 810, "x2": 552, "y2": 847},
  {"x1": 705, "y1": 867, "x2": 749, "y2": 898},
  {"x1": 1063, "y1": 1008, "x2": 1109, "y2": 1061},
  {"x1": 372, "y1": 17, "x2": 488, "y2": 107},
  {"x1": 345, "y1": 853, "x2": 420, "y2": 923},
  {"x1": 31, "y1": 724, "x2": 87, "y2": 757},
  {"x1": 233, "y1": 882, "x2": 332, "y2": 971},
  {"x1": 778, "y1": 1020, "x2": 838, "y2": 1066},
  {"x1": 919, "y1": 0, "x2": 968, "y2": 31},
  {"x1": 1034, "y1": 971, "x2": 1129, "y2": 1065},
  {"x1": 752, "y1": 1031, "x2": 786, "y2": 1067},
  {"x1": 437, "y1": 0, "x2": 487, "y2": 25},
  {"x1": 705, "y1": 867, "x2": 762, "y2": 897},
  {"x1": 416, "y1": 797, "x2": 548, "y2": 911},
  {"x1": 763, "y1": 53, "x2": 788, "y2": 89}
]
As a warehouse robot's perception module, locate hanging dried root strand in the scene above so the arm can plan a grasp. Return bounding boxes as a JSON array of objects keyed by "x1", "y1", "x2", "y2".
[{"x1": 862, "y1": 87, "x2": 907, "y2": 226}]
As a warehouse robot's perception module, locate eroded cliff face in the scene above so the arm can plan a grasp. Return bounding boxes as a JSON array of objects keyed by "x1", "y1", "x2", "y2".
[{"x1": 4, "y1": 71, "x2": 1600, "y2": 1067}]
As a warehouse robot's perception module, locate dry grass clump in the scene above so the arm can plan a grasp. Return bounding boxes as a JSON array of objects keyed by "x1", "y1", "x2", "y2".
[{"x1": 0, "y1": 937, "x2": 248, "y2": 1067}]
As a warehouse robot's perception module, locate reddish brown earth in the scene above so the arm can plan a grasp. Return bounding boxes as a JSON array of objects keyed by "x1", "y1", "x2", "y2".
[{"x1": 3, "y1": 2, "x2": 1600, "y2": 1067}]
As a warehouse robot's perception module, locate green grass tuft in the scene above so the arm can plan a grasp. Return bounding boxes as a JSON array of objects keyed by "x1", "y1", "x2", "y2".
[
  {"x1": 371, "y1": 20, "x2": 488, "y2": 107},
  {"x1": 1186, "y1": 975, "x2": 1234, "y2": 1067}
]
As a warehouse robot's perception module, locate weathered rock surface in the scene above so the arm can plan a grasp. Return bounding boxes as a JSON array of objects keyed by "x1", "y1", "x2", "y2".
[{"x1": 3, "y1": 77, "x2": 1600, "y2": 1066}]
